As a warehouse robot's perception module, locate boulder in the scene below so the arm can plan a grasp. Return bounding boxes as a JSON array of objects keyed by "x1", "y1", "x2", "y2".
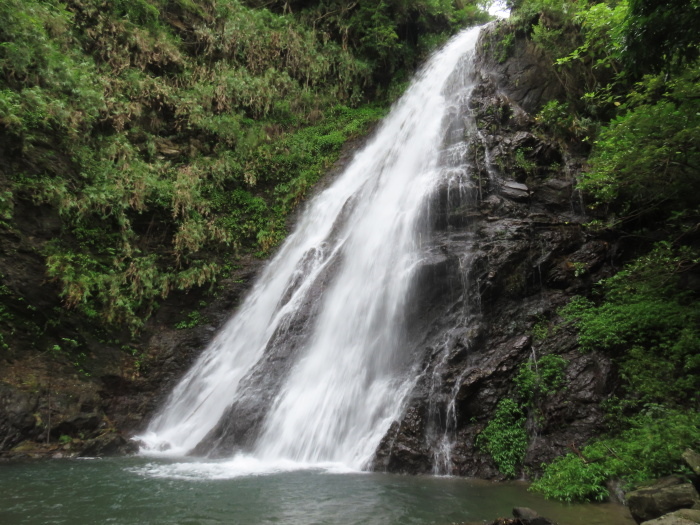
[
  {"x1": 641, "y1": 508, "x2": 700, "y2": 525},
  {"x1": 511, "y1": 507, "x2": 557, "y2": 525},
  {"x1": 79, "y1": 432, "x2": 137, "y2": 457},
  {"x1": 513, "y1": 507, "x2": 540, "y2": 520},
  {"x1": 627, "y1": 477, "x2": 700, "y2": 523},
  {"x1": 501, "y1": 181, "x2": 530, "y2": 201},
  {"x1": 683, "y1": 450, "x2": 700, "y2": 476}
]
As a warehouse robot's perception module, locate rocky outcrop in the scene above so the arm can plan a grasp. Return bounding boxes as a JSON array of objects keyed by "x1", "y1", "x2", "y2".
[
  {"x1": 462, "y1": 507, "x2": 559, "y2": 525},
  {"x1": 372, "y1": 26, "x2": 617, "y2": 477},
  {"x1": 641, "y1": 509, "x2": 700, "y2": 525},
  {"x1": 0, "y1": 257, "x2": 263, "y2": 458},
  {"x1": 627, "y1": 477, "x2": 700, "y2": 524},
  {"x1": 477, "y1": 21, "x2": 566, "y2": 115}
]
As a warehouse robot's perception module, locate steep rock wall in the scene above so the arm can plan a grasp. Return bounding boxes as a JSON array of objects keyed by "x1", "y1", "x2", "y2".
[{"x1": 372, "y1": 25, "x2": 619, "y2": 478}]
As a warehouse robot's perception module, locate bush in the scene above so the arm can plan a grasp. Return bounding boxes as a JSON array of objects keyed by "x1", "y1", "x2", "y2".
[
  {"x1": 561, "y1": 242, "x2": 700, "y2": 407},
  {"x1": 514, "y1": 353, "x2": 568, "y2": 406},
  {"x1": 0, "y1": 0, "x2": 394, "y2": 332},
  {"x1": 580, "y1": 65, "x2": 700, "y2": 219},
  {"x1": 476, "y1": 398, "x2": 529, "y2": 478},
  {"x1": 531, "y1": 408, "x2": 700, "y2": 502}
]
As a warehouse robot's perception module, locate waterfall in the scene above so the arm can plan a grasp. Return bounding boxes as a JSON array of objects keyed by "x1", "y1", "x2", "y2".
[{"x1": 138, "y1": 26, "x2": 483, "y2": 470}]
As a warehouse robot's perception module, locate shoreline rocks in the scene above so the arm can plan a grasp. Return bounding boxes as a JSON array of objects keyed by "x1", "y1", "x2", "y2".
[
  {"x1": 627, "y1": 475, "x2": 700, "y2": 524},
  {"x1": 460, "y1": 507, "x2": 558, "y2": 525}
]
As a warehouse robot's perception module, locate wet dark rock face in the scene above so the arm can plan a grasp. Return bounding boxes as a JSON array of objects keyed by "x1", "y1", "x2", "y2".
[
  {"x1": 372, "y1": 27, "x2": 618, "y2": 478},
  {"x1": 0, "y1": 382, "x2": 38, "y2": 450}
]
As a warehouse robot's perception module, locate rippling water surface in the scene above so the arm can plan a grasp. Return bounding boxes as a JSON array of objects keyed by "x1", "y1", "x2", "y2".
[{"x1": 0, "y1": 457, "x2": 634, "y2": 525}]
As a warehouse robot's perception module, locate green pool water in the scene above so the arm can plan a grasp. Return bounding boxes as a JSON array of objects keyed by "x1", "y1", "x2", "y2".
[{"x1": 0, "y1": 456, "x2": 634, "y2": 525}]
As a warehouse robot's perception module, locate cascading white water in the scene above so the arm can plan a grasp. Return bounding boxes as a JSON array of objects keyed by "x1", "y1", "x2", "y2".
[{"x1": 138, "y1": 26, "x2": 482, "y2": 469}]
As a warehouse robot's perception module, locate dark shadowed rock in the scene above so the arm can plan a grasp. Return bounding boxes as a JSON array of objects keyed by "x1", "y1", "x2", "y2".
[
  {"x1": 0, "y1": 382, "x2": 38, "y2": 451},
  {"x1": 513, "y1": 507, "x2": 540, "y2": 520},
  {"x1": 79, "y1": 432, "x2": 137, "y2": 457},
  {"x1": 52, "y1": 412, "x2": 101, "y2": 437},
  {"x1": 468, "y1": 508, "x2": 558, "y2": 525},
  {"x1": 476, "y1": 23, "x2": 565, "y2": 114}
]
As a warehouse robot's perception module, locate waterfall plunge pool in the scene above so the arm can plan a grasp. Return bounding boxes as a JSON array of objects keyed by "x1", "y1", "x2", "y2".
[{"x1": 1, "y1": 457, "x2": 634, "y2": 524}]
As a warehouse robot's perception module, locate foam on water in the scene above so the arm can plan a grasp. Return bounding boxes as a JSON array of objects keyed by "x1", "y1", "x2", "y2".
[{"x1": 130, "y1": 456, "x2": 359, "y2": 481}]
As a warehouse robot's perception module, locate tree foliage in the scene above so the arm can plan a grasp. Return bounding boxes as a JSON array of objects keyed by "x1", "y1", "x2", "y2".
[
  {"x1": 580, "y1": 65, "x2": 700, "y2": 220},
  {"x1": 0, "y1": 0, "x2": 487, "y2": 333},
  {"x1": 623, "y1": 0, "x2": 700, "y2": 76}
]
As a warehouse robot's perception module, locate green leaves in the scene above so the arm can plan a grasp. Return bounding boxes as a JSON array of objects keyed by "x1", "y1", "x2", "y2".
[
  {"x1": 531, "y1": 409, "x2": 700, "y2": 502},
  {"x1": 476, "y1": 398, "x2": 529, "y2": 478},
  {"x1": 561, "y1": 242, "x2": 700, "y2": 406},
  {"x1": 555, "y1": 1, "x2": 626, "y2": 73},
  {"x1": 581, "y1": 67, "x2": 700, "y2": 216},
  {"x1": 623, "y1": 0, "x2": 700, "y2": 76},
  {"x1": 0, "y1": 0, "x2": 399, "y2": 333},
  {"x1": 514, "y1": 354, "x2": 568, "y2": 406},
  {"x1": 531, "y1": 451, "x2": 610, "y2": 503}
]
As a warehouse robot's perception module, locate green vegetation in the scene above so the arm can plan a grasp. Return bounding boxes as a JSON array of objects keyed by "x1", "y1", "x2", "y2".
[
  {"x1": 476, "y1": 398, "x2": 528, "y2": 478},
  {"x1": 496, "y1": 0, "x2": 700, "y2": 501},
  {"x1": 581, "y1": 67, "x2": 700, "y2": 223},
  {"x1": 0, "y1": 0, "x2": 489, "y2": 341},
  {"x1": 561, "y1": 243, "x2": 700, "y2": 407},
  {"x1": 533, "y1": 243, "x2": 700, "y2": 500},
  {"x1": 623, "y1": 0, "x2": 700, "y2": 76},
  {"x1": 514, "y1": 353, "x2": 567, "y2": 407},
  {"x1": 175, "y1": 309, "x2": 207, "y2": 330},
  {"x1": 478, "y1": 353, "x2": 568, "y2": 477},
  {"x1": 531, "y1": 408, "x2": 700, "y2": 502}
]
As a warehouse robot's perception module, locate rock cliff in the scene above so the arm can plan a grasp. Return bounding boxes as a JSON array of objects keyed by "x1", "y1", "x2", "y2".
[{"x1": 372, "y1": 23, "x2": 620, "y2": 477}]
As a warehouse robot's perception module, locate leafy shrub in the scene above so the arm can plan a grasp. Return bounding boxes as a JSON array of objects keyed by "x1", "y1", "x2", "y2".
[
  {"x1": 531, "y1": 408, "x2": 700, "y2": 502},
  {"x1": 0, "y1": 0, "x2": 400, "y2": 334},
  {"x1": 514, "y1": 354, "x2": 568, "y2": 406},
  {"x1": 580, "y1": 65, "x2": 700, "y2": 217},
  {"x1": 476, "y1": 398, "x2": 529, "y2": 478},
  {"x1": 561, "y1": 242, "x2": 700, "y2": 406}
]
